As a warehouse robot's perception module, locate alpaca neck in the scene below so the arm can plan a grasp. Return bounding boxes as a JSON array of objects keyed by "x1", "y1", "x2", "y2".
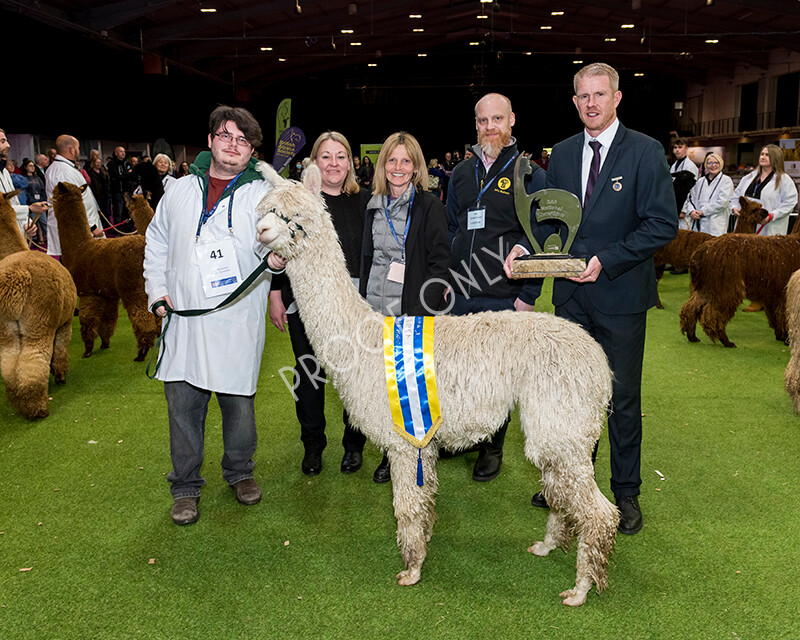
[
  {"x1": 284, "y1": 220, "x2": 379, "y2": 389},
  {"x1": 55, "y1": 197, "x2": 93, "y2": 266},
  {"x1": 0, "y1": 207, "x2": 29, "y2": 259}
]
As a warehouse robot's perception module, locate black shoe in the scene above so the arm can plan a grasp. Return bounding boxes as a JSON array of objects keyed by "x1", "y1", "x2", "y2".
[
  {"x1": 302, "y1": 451, "x2": 322, "y2": 476},
  {"x1": 472, "y1": 447, "x2": 502, "y2": 481},
  {"x1": 530, "y1": 491, "x2": 549, "y2": 508},
  {"x1": 616, "y1": 495, "x2": 643, "y2": 535},
  {"x1": 340, "y1": 450, "x2": 363, "y2": 474},
  {"x1": 373, "y1": 454, "x2": 391, "y2": 483}
]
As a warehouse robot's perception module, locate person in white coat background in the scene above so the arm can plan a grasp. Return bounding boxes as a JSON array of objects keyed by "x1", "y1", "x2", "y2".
[
  {"x1": 144, "y1": 105, "x2": 286, "y2": 526},
  {"x1": 731, "y1": 143, "x2": 799, "y2": 312},
  {"x1": 731, "y1": 144, "x2": 798, "y2": 236},
  {"x1": 0, "y1": 128, "x2": 47, "y2": 237},
  {"x1": 681, "y1": 153, "x2": 733, "y2": 237},
  {"x1": 45, "y1": 135, "x2": 105, "y2": 257}
]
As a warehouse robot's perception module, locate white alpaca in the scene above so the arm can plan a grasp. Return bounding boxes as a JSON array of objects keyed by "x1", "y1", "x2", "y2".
[{"x1": 254, "y1": 163, "x2": 619, "y2": 606}]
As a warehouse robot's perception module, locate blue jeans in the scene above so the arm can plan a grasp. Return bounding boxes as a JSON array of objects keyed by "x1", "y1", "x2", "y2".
[{"x1": 165, "y1": 381, "x2": 257, "y2": 499}]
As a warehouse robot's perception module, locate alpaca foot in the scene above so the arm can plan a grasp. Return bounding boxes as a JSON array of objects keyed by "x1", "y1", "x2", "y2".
[
  {"x1": 100, "y1": 341, "x2": 110, "y2": 350},
  {"x1": 19, "y1": 399, "x2": 49, "y2": 420},
  {"x1": 687, "y1": 335, "x2": 700, "y2": 343},
  {"x1": 528, "y1": 541, "x2": 555, "y2": 557},
  {"x1": 134, "y1": 348, "x2": 148, "y2": 362},
  {"x1": 396, "y1": 568, "x2": 421, "y2": 586},
  {"x1": 559, "y1": 587, "x2": 589, "y2": 607},
  {"x1": 54, "y1": 375, "x2": 67, "y2": 385},
  {"x1": 722, "y1": 341, "x2": 737, "y2": 348}
]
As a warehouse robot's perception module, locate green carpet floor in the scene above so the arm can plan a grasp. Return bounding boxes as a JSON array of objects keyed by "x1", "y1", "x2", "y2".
[{"x1": 1, "y1": 273, "x2": 798, "y2": 639}]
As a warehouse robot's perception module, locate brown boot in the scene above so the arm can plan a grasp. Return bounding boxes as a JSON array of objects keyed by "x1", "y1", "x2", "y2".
[
  {"x1": 171, "y1": 497, "x2": 199, "y2": 525},
  {"x1": 742, "y1": 301, "x2": 764, "y2": 312}
]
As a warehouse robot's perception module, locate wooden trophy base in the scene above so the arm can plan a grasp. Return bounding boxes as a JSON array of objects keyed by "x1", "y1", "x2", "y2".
[{"x1": 510, "y1": 254, "x2": 587, "y2": 279}]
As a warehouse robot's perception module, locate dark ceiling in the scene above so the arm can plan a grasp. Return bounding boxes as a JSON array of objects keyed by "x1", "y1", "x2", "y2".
[
  {"x1": 6, "y1": 0, "x2": 800, "y2": 91},
  {"x1": 4, "y1": 0, "x2": 800, "y2": 155}
]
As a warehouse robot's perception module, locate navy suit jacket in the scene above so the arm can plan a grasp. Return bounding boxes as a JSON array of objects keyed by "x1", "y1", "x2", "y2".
[{"x1": 539, "y1": 123, "x2": 677, "y2": 315}]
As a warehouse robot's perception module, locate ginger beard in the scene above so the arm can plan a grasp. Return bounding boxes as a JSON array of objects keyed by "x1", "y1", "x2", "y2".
[{"x1": 478, "y1": 128, "x2": 511, "y2": 160}]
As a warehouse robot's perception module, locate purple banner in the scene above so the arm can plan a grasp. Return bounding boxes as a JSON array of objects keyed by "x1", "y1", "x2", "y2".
[{"x1": 272, "y1": 127, "x2": 306, "y2": 173}]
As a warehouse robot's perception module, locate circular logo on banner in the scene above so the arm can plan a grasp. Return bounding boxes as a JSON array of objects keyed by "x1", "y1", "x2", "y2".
[{"x1": 498, "y1": 177, "x2": 511, "y2": 190}]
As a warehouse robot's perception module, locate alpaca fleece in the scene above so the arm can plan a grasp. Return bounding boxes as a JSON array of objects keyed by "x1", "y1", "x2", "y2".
[
  {"x1": 0, "y1": 192, "x2": 76, "y2": 419},
  {"x1": 50, "y1": 182, "x2": 159, "y2": 361},
  {"x1": 254, "y1": 162, "x2": 618, "y2": 607},
  {"x1": 680, "y1": 199, "x2": 800, "y2": 347},
  {"x1": 784, "y1": 269, "x2": 800, "y2": 412}
]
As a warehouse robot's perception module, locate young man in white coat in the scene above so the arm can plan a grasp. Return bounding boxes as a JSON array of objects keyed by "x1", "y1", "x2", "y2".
[
  {"x1": 144, "y1": 106, "x2": 286, "y2": 526},
  {"x1": 0, "y1": 128, "x2": 47, "y2": 237}
]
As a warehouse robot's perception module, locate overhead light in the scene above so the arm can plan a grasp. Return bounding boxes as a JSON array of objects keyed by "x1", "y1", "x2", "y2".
[
  {"x1": 551, "y1": 11, "x2": 564, "y2": 16},
  {"x1": 540, "y1": 25, "x2": 552, "y2": 30},
  {"x1": 634, "y1": 72, "x2": 644, "y2": 76},
  {"x1": 368, "y1": 63, "x2": 377, "y2": 67},
  {"x1": 605, "y1": 37, "x2": 617, "y2": 42},
  {"x1": 705, "y1": 38, "x2": 719, "y2": 43},
  {"x1": 523, "y1": 51, "x2": 532, "y2": 55},
  {"x1": 573, "y1": 59, "x2": 583, "y2": 64},
  {"x1": 278, "y1": 57, "x2": 287, "y2": 62},
  {"x1": 417, "y1": 53, "x2": 427, "y2": 57},
  {"x1": 706, "y1": 0, "x2": 714, "y2": 5},
  {"x1": 621, "y1": 23, "x2": 635, "y2": 28},
  {"x1": 477, "y1": 14, "x2": 488, "y2": 19},
  {"x1": 350, "y1": 41, "x2": 362, "y2": 46},
  {"x1": 200, "y1": 7, "x2": 216, "y2": 12},
  {"x1": 409, "y1": 13, "x2": 422, "y2": 18},
  {"x1": 260, "y1": 46, "x2": 273, "y2": 51},
  {"x1": 413, "y1": 28, "x2": 424, "y2": 32},
  {"x1": 341, "y1": 29, "x2": 354, "y2": 34},
  {"x1": 469, "y1": 41, "x2": 480, "y2": 46},
  {"x1": 294, "y1": 0, "x2": 301, "y2": 14}
]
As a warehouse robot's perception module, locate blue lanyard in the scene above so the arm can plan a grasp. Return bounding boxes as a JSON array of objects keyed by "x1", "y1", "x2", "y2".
[
  {"x1": 384, "y1": 188, "x2": 414, "y2": 260},
  {"x1": 196, "y1": 171, "x2": 242, "y2": 238},
  {"x1": 474, "y1": 153, "x2": 517, "y2": 206}
]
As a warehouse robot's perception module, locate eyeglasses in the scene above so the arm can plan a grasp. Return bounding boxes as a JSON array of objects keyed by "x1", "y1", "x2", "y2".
[{"x1": 214, "y1": 131, "x2": 251, "y2": 147}]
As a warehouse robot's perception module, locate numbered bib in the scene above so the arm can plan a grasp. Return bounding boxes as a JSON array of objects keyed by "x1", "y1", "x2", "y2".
[{"x1": 195, "y1": 235, "x2": 243, "y2": 299}]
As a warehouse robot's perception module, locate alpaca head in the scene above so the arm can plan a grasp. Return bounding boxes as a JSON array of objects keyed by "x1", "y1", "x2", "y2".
[
  {"x1": 51, "y1": 182, "x2": 88, "y2": 215},
  {"x1": 255, "y1": 161, "x2": 329, "y2": 260},
  {"x1": 738, "y1": 196, "x2": 763, "y2": 223}
]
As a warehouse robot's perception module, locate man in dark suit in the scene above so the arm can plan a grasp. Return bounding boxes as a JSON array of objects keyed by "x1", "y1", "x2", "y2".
[{"x1": 504, "y1": 63, "x2": 677, "y2": 534}]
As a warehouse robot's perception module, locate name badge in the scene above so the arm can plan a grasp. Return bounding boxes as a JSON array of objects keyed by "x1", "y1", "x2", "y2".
[
  {"x1": 387, "y1": 260, "x2": 406, "y2": 284},
  {"x1": 195, "y1": 235, "x2": 243, "y2": 299},
  {"x1": 467, "y1": 207, "x2": 486, "y2": 230}
]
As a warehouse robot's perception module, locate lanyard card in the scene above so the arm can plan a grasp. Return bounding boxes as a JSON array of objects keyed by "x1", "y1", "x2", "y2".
[
  {"x1": 467, "y1": 207, "x2": 486, "y2": 231},
  {"x1": 195, "y1": 235, "x2": 243, "y2": 299}
]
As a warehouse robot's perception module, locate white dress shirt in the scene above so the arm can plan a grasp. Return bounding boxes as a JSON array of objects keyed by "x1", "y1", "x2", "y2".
[{"x1": 581, "y1": 118, "x2": 620, "y2": 207}]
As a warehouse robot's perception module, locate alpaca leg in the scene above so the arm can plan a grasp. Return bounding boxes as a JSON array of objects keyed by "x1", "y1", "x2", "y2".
[
  {"x1": 50, "y1": 319, "x2": 72, "y2": 384},
  {"x1": 785, "y1": 356, "x2": 800, "y2": 413},
  {"x1": 97, "y1": 298, "x2": 120, "y2": 350},
  {"x1": 766, "y1": 302, "x2": 787, "y2": 342},
  {"x1": 122, "y1": 298, "x2": 159, "y2": 362},
  {"x1": 0, "y1": 324, "x2": 22, "y2": 408},
  {"x1": 14, "y1": 336, "x2": 53, "y2": 419},
  {"x1": 390, "y1": 447, "x2": 438, "y2": 586},
  {"x1": 678, "y1": 294, "x2": 703, "y2": 342},
  {"x1": 78, "y1": 295, "x2": 102, "y2": 357},
  {"x1": 699, "y1": 303, "x2": 737, "y2": 348}
]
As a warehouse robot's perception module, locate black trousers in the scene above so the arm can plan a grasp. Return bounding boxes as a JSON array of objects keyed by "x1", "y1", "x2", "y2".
[
  {"x1": 287, "y1": 311, "x2": 366, "y2": 454},
  {"x1": 556, "y1": 286, "x2": 646, "y2": 498}
]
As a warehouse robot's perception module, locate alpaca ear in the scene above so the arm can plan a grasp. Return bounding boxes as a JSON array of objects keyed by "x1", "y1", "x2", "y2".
[
  {"x1": 3, "y1": 190, "x2": 20, "y2": 201},
  {"x1": 739, "y1": 195, "x2": 749, "y2": 209},
  {"x1": 302, "y1": 163, "x2": 322, "y2": 196},
  {"x1": 255, "y1": 160, "x2": 282, "y2": 187},
  {"x1": 79, "y1": 184, "x2": 88, "y2": 193}
]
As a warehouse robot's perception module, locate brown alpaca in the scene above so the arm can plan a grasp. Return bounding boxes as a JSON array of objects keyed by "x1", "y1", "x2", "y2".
[
  {"x1": 653, "y1": 197, "x2": 766, "y2": 308},
  {"x1": 51, "y1": 182, "x2": 160, "y2": 361},
  {"x1": 0, "y1": 191, "x2": 77, "y2": 419},
  {"x1": 784, "y1": 269, "x2": 800, "y2": 413},
  {"x1": 679, "y1": 198, "x2": 800, "y2": 347},
  {"x1": 123, "y1": 193, "x2": 155, "y2": 235}
]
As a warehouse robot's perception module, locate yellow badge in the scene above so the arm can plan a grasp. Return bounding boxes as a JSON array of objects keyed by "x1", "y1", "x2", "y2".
[{"x1": 498, "y1": 177, "x2": 511, "y2": 190}]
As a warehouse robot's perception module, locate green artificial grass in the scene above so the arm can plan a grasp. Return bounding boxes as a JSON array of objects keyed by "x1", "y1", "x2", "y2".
[{"x1": 1, "y1": 273, "x2": 799, "y2": 639}]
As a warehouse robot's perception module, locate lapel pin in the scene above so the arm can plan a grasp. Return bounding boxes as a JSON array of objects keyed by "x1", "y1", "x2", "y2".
[{"x1": 611, "y1": 176, "x2": 623, "y2": 192}]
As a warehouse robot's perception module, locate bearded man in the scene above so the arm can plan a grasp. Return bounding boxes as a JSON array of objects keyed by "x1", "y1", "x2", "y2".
[{"x1": 445, "y1": 92, "x2": 545, "y2": 482}]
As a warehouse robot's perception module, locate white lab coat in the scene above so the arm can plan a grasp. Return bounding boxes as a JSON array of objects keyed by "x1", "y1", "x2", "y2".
[
  {"x1": 731, "y1": 170, "x2": 799, "y2": 236},
  {"x1": 670, "y1": 157, "x2": 699, "y2": 181},
  {"x1": 681, "y1": 172, "x2": 734, "y2": 236},
  {"x1": 0, "y1": 167, "x2": 29, "y2": 236},
  {"x1": 45, "y1": 155, "x2": 103, "y2": 255},
  {"x1": 144, "y1": 173, "x2": 277, "y2": 395}
]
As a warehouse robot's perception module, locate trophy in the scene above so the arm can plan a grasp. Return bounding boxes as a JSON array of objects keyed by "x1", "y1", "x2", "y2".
[{"x1": 510, "y1": 155, "x2": 586, "y2": 279}]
